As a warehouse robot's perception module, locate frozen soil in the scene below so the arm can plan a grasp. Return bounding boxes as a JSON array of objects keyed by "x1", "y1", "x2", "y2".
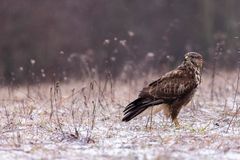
[{"x1": 0, "y1": 74, "x2": 239, "y2": 160}]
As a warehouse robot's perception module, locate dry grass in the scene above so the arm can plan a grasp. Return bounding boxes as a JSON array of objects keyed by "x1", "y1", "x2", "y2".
[{"x1": 0, "y1": 71, "x2": 239, "y2": 160}]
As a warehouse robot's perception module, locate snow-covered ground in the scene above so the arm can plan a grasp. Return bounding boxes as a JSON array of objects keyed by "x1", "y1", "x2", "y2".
[{"x1": 0, "y1": 73, "x2": 239, "y2": 160}]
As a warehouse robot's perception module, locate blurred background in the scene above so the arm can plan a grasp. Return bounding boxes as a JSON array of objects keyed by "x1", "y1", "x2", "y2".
[{"x1": 1, "y1": 0, "x2": 240, "y2": 84}]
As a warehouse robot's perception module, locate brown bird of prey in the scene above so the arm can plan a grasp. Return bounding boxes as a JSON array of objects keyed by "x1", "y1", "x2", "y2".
[{"x1": 122, "y1": 52, "x2": 203, "y2": 127}]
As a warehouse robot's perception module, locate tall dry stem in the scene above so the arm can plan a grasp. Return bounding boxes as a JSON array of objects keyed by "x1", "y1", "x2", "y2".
[{"x1": 226, "y1": 50, "x2": 240, "y2": 132}]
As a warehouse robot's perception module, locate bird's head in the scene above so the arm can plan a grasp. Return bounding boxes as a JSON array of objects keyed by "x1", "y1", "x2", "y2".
[{"x1": 184, "y1": 52, "x2": 203, "y2": 69}]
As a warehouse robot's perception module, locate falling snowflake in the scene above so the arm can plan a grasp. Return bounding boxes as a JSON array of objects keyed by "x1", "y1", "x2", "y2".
[
  {"x1": 103, "y1": 39, "x2": 110, "y2": 45},
  {"x1": 41, "y1": 73, "x2": 46, "y2": 78},
  {"x1": 128, "y1": 31, "x2": 135, "y2": 37},
  {"x1": 30, "y1": 59, "x2": 36, "y2": 65},
  {"x1": 110, "y1": 57, "x2": 116, "y2": 62},
  {"x1": 147, "y1": 52, "x2": 155, "y2": 58},
  {"x1": 19, "y1": 67, "x2": 24, "y2": 71},
  {"x1": 119, "y1": 40, "x2": 127, "y2": 46}
]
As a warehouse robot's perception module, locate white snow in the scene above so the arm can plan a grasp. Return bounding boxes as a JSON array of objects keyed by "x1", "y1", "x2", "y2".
[{"x1": 0, "y1": 74, "x2": 239, "y2": 160}]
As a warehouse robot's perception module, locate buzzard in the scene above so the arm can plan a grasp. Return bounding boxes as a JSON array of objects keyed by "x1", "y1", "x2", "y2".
[{"x1": 122, "y1": 52, "x2": 203, "y2": 127}]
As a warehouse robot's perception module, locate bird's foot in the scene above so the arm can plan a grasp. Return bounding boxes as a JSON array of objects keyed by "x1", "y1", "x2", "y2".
[
  {"x1": 144, "y1": 126, "x2": 153, "y2": 131},
  {"x1": 173, "y1": 118, "x2": 181, "y2": 129}
]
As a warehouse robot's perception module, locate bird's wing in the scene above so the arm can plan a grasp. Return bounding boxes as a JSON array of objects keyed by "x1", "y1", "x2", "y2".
[{"x1": 139, "y1": 69, "x2": 197, "y2": 101}]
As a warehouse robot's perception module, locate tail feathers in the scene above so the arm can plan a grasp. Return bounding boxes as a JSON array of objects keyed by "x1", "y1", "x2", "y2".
[
  {"x1": 123, "y1": 98, "x2": 151, "y2": 113},
  {"x1": 122, "y1": 97, "x2": 163, "y2": 122}
]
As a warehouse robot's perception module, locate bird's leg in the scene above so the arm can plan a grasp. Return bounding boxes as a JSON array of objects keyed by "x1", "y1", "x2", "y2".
[
  {"x1": 173, "y1": 118, "x2": 180, "y2": 128},
  {"x1": 145, "y1": 116, "x2": 152, "y2": 131},
  {"x1": 145, "y1": 107, "x2": 153, "y2": 131},
  {"x1": 171, "y1": 106, "x2": 182, "y2": 128}
]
